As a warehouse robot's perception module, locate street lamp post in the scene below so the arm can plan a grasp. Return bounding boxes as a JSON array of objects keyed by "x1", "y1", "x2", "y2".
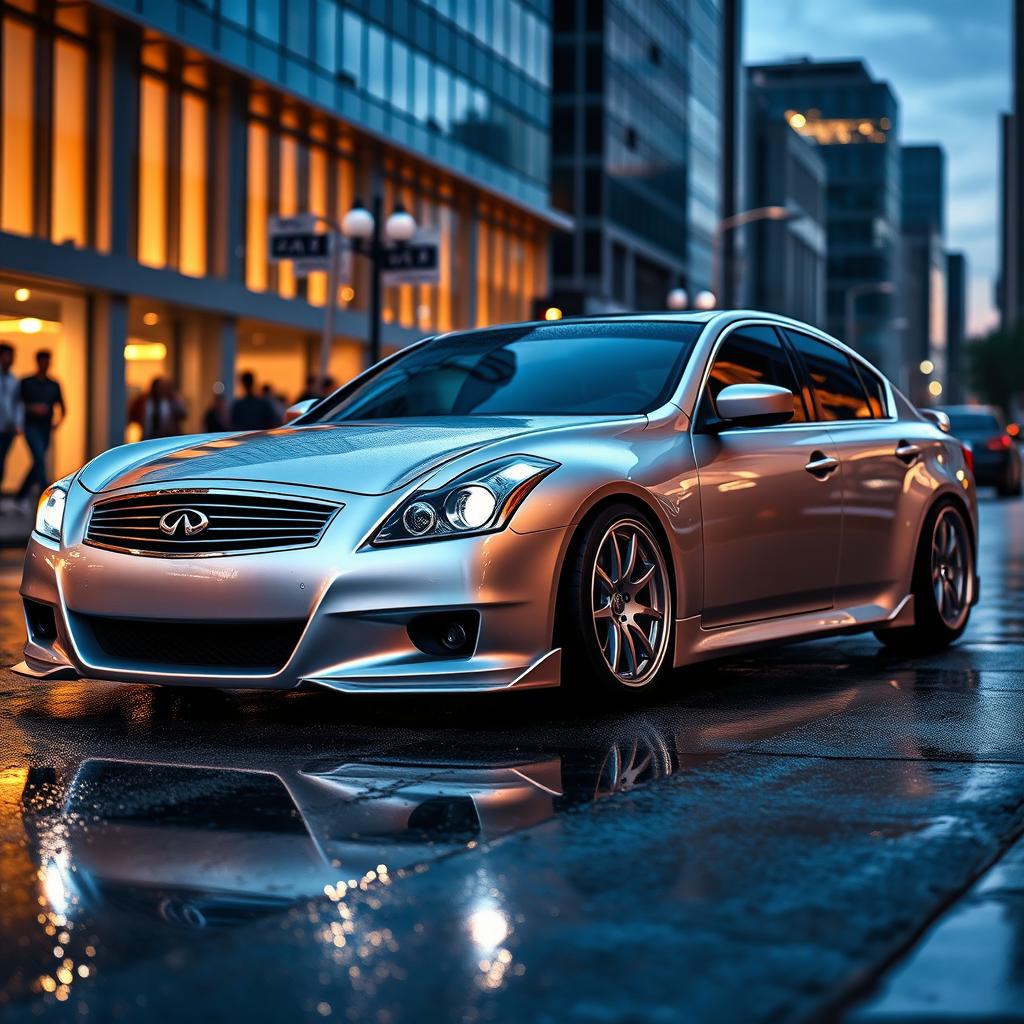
[
  {"x1": 341, "y1": 195, "x2": 418, "y2": 369},
  {"x1": 712, "y1": 205, "x2": 803, "y2": 308},
  {"x1": 843, "y1": 281, "x2": 895, "y2": 351}
]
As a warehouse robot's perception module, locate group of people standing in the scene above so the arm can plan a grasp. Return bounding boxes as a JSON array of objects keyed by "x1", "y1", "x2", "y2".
[
  {"x1": 130, "y1": 371, "x2": 338, "y2": 441},
  {"x1": 0, "y1": 346, "x2": 66, "y2": 510}
]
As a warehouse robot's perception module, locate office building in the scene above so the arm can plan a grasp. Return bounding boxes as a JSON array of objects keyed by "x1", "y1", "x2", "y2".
[
  {"x1": 746, "y1": 59, "x2": 901, "y2": 381},
  {"x1": 900, "y1": 144, "x2": 947, "y2": 403},
  {"x1": 743, "y1": 78, "x2": 826, "y2": 326},
  {"x1": 1000, "y1": 0, "x2": 1024, "y2": 328},
  {"x1": 945, "y1": 251, "x2": 968, "y2": 403},
  {"x1": 548, "y1": 0, "x2": 726, "y2": 313},
  {"x1": 0, "y1": 0, "x2": 564, "y2": 488}
]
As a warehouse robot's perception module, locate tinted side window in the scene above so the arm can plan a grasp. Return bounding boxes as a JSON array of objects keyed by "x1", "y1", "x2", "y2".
[
  {"x1": 856, "y1": 365, "x2": 889, "y2": 418},
  {"x1": 703, "y1": 325, "x2": 807, "y2": 425},
  {"x1": 784, "y1": 330, "x2": 872, "y2": 421}
]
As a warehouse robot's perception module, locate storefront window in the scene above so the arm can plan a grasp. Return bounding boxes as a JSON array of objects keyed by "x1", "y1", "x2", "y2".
[
  {"x1": 1, "y1": 18, "x2": 36, "y2": 237},
  {"x1": 138, "y1": 75, "x2": 169, "y2": 267},
  {"x1": 179, "y1": 91, "x2": 208, "y2": 277}
]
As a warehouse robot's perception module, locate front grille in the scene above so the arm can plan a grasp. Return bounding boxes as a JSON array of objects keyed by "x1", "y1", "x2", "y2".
[
  {"x1": 84, "y1": 490, "x2": 341, "y2": 556},
  {"x1": 83, "y1": 615, "x2": 305, "y2": 671}
]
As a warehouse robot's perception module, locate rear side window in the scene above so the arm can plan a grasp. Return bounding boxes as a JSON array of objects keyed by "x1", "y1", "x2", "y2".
[
  {"x1": 784, "y1": 330, "x2": 873, "y2": 421},
  {"x1": 703, "y1": 325, "x2": 807, "y2": 424},
  {"x1": 856, "y1": 366, "x2": 889, "y2": 418}
]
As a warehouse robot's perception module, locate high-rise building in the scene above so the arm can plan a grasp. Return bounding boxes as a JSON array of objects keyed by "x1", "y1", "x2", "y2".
[
  {"x1": 0, "y1": 0, "x2": 563, "y2": 487},
  {"x1": 548, "y1": 0, "x2": 725, "y2": 314},
  {"x1": 999, "y1": 0, "x2": 1024, "y2": 328},
  {"x1": 946, "y1": 251, "x2": 969, "y2": 403},
  {"x1": 900, "y1": 145, "x2": 947, "y2": 404},
  {"x1": 746, "y1": 59, "x2": 901, "y2": 381},
  {"x1": 743, "y1": 78, "x2": 826, "y2": 326}
]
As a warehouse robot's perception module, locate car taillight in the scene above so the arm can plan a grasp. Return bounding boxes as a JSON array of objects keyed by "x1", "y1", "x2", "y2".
[
  {"x1": 962, "y1": 444, "x2": 974, "y2": 475},
  {"x1": 986, "y1": 434, "x2": 1013, "y2": 451}
]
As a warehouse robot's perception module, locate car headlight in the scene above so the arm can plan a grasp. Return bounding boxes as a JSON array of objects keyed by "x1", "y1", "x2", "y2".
[
  {"x1": 35, "y1": 476, "x2": 73, "y2": 542},
  {"x1": 372, "y1": 456, "x2": 558, "y2": 545}
]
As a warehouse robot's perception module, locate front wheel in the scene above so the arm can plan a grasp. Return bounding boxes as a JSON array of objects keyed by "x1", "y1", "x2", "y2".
[
  {"x1": 560, "y1": 505, "x2": 674, "y2": 700},
  {"x1": 875, "y1": 500, "x2": 975, "y2": 652}
]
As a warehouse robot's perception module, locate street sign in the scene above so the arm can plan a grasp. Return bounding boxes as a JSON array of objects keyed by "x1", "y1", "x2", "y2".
[
  {"x1": 267, "y1": 214, "x2": 351, "y2": 279},
  {"x1": 381, "y1": 228, "x2": 441, "y2": 285}
]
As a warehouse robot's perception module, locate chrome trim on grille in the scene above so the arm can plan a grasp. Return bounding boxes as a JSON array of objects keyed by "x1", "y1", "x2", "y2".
[{"x1": 84, "y1": 488, "x2": 342, "y2": 557}]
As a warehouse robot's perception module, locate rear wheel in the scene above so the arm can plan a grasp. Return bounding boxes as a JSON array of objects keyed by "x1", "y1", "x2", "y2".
[
  {"x1": 560, "y1": 505, "x2": 674, "y2": 700},
  {"x1": 875, "y1": 500, "x2": 974, "y2": 652}
]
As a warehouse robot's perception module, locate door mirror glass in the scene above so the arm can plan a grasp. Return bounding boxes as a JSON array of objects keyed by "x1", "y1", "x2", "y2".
[
  {"x1": 715, "y1": 384, "x2": 795, "y2": 428},
  {"x1": 285, "y1": 399, "x2": 317, "y2": 423}
]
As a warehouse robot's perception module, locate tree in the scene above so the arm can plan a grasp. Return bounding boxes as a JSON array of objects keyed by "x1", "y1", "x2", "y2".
[{"x1": 967, "y1": 325, "x2": 1024, "y2": 416}]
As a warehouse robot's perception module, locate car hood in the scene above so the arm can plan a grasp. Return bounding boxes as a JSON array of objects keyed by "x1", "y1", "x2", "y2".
[{"x1": 78, "y1": 416, "x2": 626, "y2": 496}]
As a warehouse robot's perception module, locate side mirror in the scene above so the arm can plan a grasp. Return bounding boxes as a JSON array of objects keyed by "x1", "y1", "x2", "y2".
[
  {"x1": 714, "y1": 384, "x2": 795, "y2": 428},
  {"x1": 284, "y1": 398, "x2": 317, "y2": 424},
  {"x1": 921, "y1": 409, "x2": 951, "y2": 433}
]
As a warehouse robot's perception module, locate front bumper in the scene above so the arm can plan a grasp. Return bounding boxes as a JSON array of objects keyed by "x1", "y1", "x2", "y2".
[{"x1": 17, "y1": 482, "x2": 568, "y2": 693}]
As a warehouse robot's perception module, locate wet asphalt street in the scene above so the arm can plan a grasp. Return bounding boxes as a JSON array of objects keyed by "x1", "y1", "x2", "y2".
[{"x1": 1, "y1": 495, "x2": 1023, "y2": 1023}]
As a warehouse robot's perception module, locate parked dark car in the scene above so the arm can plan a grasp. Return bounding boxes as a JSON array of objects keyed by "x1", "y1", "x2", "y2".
[{"x1": 939, "y1": 405, "x2": 1023, "y2": 498}]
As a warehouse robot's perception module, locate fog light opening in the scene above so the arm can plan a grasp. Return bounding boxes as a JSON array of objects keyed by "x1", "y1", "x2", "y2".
[{"x1": 407, "y1": 611, "x2": 480, "y2": 658}]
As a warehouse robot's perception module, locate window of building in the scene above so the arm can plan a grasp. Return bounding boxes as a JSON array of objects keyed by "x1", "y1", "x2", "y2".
[
  {"x1": 784, "y1": 330, "x2": 873, "y2": 420},
  {"x1": 51, "y1": 39, "x2": 89, "y2": 247},
  {"x1": 138, "y1": 75, "x2": 169, "y2": 267},
  {"x1": 1, "y1": 17, "x2": 36, "y2": 236}
]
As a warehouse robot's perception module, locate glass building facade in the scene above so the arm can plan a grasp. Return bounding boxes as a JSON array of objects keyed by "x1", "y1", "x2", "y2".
[
  {"x1": 0, "y1": 0, "x2": 563, "y2": 486},
  {"x1": 549, "y1": 0, "x2": 723, "y2": 313},
  {"x1": 748, "y1": 60, "x2": 901, "y2": 380}
]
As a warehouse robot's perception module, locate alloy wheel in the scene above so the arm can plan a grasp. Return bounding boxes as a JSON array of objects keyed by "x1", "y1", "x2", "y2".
[
  {"x1": 930, "y1": 506, "x2": 972, "y2": 630},
  {"x1": 590, "y1": 519, "x2": 671, "y2": 687}
]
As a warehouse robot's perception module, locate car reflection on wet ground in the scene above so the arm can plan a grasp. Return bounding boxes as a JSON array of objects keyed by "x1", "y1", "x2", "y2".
[{"x1": 1, "y1": 495, "x2": 1023, "y2": 1022}]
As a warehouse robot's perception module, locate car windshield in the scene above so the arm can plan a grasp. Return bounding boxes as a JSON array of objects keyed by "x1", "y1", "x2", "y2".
[
  {"x1": 307, "y1": 321, "x2": 704, "y2": 420},
  {"x1": 945, "y1": 411, "x2": 1001, "y2": 435}
]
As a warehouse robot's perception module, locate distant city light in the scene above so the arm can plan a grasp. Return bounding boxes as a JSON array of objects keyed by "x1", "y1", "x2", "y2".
[
  {"x1": 544, "y1": 306, "x2": 563, "y2": 320},
  {"x1": 14, "y1": 287, "x2": 30, "y2": 302},
  {"x1": 694, "y1": 290, "x2": 717, "y2": 310},
  {"x1": 143, "y1": 311, "x2": 159, "y2": 326},
  {"x1": 666, "y1": 287, "x2": 688, "y2": 310},
  {"x1": 919, "y1": 359, "x2": 934, "y2": 374},
  {"x1": 19, "y1": 317, "x2": 42, "y2": 334},
  {"x1": 787, "y1": 111, "x2": 807, "y2": 129},
  {"x1": 340, "y1": 286, "x2": 355, "y2": 302},
  {"x1": 928, "y1": 380, "x2": 943, "y2": 397}
]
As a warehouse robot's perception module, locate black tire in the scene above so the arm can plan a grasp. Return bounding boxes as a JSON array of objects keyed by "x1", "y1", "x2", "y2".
[
  {"x1": 875, "y1": 499, "x2": 975, "y2": 652},
  {"x1": 559, "y1": 503, "x2": 675, "y2": 700}
]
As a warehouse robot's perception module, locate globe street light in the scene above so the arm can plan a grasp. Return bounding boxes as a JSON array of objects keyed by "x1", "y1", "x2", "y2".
[
  {"x1": 666, "y1": 287, "x2": 689, "y2": 311},
  {"x1": 342, "y1": 196, "x2": 419, "y2": 368}
]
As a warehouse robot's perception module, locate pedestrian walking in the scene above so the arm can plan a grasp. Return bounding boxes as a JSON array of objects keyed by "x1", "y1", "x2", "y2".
[
  {"x1": 17, "y1": 350, "x2": 64, "y2": 503},
  {"x1": 129, "y1": 377, "x2": 187, "y2": 439},
  {"x1": 230, "y1": 371, "x2": 277, "y2": 431},
  {"x1": 0, "y1": 343, "x2": 23, "y2": 506}
]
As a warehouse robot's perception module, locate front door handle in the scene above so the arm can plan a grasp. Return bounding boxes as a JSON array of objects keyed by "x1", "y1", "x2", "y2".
[
  {"x1": 895, "y1": 441, "x2": 922, "y2": 464},
  {"x1": 805, "y1": 451, "x2": 839, "y2": 478}
]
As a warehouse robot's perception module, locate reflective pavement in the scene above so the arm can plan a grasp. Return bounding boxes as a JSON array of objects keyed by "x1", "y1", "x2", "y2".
[{"x1": 0, "y1": 495, "x2": 1023, "y2": 1022}]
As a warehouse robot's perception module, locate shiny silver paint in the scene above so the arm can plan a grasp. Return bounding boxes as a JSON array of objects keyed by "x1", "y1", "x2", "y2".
[{"x1": 17, "y1": 311, "x2": 978, "y2": 693}]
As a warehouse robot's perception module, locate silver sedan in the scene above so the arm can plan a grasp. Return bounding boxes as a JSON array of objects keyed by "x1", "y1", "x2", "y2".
[{"x1": 17, "y1": 311, "x2": 979, "y2": 698}]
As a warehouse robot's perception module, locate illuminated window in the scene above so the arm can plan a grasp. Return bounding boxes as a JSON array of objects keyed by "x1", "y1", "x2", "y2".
[
  {"x1": 246, "y1": 121, "x2": 269, "y2": 291},
  {"x1": 2, "y1": 18, "x2": 35, "y2": 236},
  {"x1": 138, "y1": 75, "x2": 168, "y2": 267},
  {"x1": 179, "y1": 91, "x2": 208, "y2": 277},
  {"x1": 51, "y1": 39, "x2": 88, "y2": 246}
]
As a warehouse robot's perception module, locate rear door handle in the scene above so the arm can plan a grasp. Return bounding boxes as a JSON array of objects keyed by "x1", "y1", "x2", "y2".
[
  {"x1": 805, "y1": 451, "x2": 839, "y2": 478},
  {"x1": 895, "y1": 441, "x2": 921, "y2": 464}
]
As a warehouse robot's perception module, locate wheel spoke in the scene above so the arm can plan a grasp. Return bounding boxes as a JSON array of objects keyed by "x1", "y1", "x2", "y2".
[
  {"x1": 634, "y1": 604, "x2": 663, "y2": 622},
  {"x1": 630, "y1": 623, "x2": 655, "y2": 660},
  {"x1": 606, "y1": 622, "x2": 621, "y2": 674},
  {"x1": 594, "y1": 602, "x2": 614, "y2": 621},
  {"x1": 595, "y1": 564, "x2": 614, "y2": 593},
  {"x1": 631, "y1": 562, "x2": 656, "y2": 592},
  {"x1": 622, "y1": 532, "x2": 639, "y2": 582},
  {"x1": 620, "y1": 622, "x2": 639, "y2": 676},
  {"x1": 606, "y1": 532, "x2": 623, "y2": 585}
]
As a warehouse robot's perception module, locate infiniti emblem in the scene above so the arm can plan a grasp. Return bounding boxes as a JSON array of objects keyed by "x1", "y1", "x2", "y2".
[{"x1": 158, "y1": 508, "x2": 210, "y2": 538}]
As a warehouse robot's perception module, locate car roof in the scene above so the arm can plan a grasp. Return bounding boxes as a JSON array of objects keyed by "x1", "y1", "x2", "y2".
[{"x1": 475, "y1": 309, "x2": 822, "y2": 330}]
